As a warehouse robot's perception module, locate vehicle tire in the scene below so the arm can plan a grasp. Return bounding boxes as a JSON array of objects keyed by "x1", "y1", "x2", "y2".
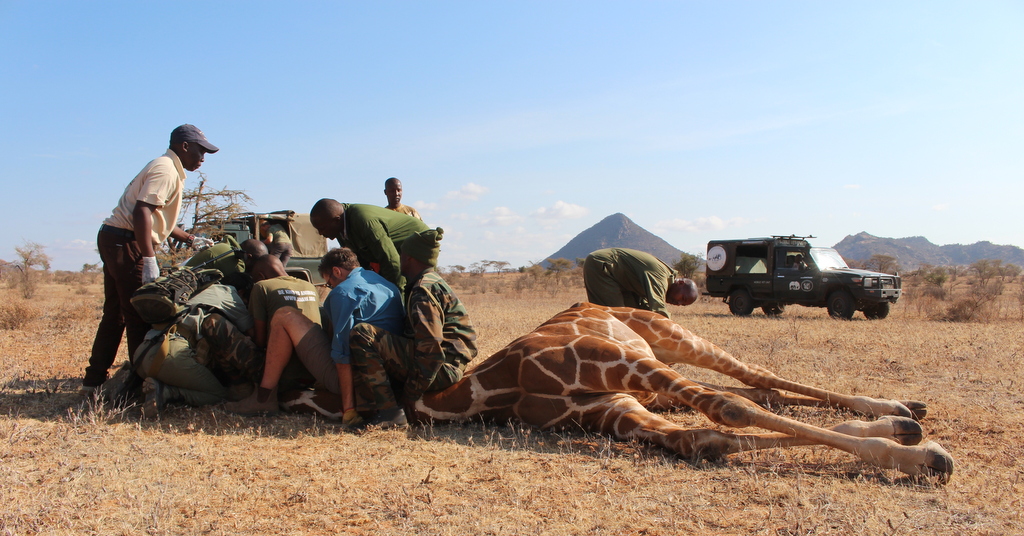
[
  {"x1": 761, "y1": 303, "x2": 785, "y2": 317},
  {"x1": 728, "y1": 289, "x2": 755, "y2": 316},
  {"x1": 863, "y1": 302, "x2": 890, "y2": 320},
  {"x1": 827, "y1": 290, "x2": 856, "y2": 320}
]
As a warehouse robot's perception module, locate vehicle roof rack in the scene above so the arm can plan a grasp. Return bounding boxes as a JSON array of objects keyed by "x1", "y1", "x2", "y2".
[{"x1": 771, "y1": 234, "x2": 816, "y2": 241}]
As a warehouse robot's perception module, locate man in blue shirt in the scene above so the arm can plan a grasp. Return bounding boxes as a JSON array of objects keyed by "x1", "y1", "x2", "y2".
[{"x1": 225, "y1": 248, "x2": 403, "y2": 424}]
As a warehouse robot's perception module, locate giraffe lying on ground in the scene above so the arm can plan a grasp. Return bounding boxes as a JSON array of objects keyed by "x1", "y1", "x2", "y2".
[{"x1": 283, "y1": 303, "x2": 954, "y2": 482}]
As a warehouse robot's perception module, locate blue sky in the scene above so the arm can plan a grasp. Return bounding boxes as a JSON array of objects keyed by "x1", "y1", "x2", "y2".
[{"x1": 2, "y1": 2, "x2": 1022, "y2": 271}]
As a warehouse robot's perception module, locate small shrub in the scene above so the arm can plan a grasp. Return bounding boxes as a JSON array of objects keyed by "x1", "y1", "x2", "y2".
[
  {"x1": 49, "y1": 301, "x2": 98, "y2": 333},
  {"x1": 0, "y1": 300, "x2": 43, "y2": 330},
  {"x1": 940, "y1": 294, "x2": 993, "y2": 323}
]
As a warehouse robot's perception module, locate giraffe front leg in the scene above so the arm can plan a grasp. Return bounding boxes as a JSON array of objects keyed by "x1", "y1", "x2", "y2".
[{"x1": 697, "y1": 391, "x2": 954, "y2": 481}]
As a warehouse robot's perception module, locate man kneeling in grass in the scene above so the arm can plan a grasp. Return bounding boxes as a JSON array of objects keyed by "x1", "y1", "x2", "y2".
[
  {"x1": 349, "y1": 228, "x2": 478, "y2": 428},
  {"x1": 224, "y1": 248, "x2": 404, "y2": 425}
]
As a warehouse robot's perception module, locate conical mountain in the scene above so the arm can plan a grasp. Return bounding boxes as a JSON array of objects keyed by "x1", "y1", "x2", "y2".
[{"x1": 544, "y1": 213, "x2": 684, "y2": 266}]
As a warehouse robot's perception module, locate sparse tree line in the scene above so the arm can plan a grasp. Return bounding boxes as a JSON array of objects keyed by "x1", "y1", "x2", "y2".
[
  {"x1": 4, "y1": 180, "x2": 1023, "y2": 324},
  {"x1": 6, "y1": 234, "x2": 1024, "y2": 323},
  {"x1": 1, "y1": 180, "x2": 251, "y2": 300}
]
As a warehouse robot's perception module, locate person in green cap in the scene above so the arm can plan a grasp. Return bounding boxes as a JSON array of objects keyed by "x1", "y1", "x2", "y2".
[{"x1": 349, "y1": 227, "x2": 478, "y2": 428}]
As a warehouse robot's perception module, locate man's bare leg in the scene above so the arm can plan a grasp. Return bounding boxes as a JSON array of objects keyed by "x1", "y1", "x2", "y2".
[
  {"x1": 224, "y1": 307, "x2": 321, "y2": 415},
  {"x1": 260, "y1": 307, "x2": 319, "y2": 390}
]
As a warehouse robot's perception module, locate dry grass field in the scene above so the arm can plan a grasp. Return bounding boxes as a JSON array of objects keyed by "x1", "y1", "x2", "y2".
[{"x1": 2, "y1": 273, "x2": 1023, "y2": 535}]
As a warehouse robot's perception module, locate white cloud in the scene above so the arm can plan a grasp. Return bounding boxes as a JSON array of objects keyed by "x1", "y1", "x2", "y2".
[
  {"x1": 654, "y1": 216, "x2": 749, "y2": 233},
  {"x1": 479, "y1": 207, "x2": 523, "y2": 226},
  {"x1": 58, "y1": 238, "x2": 95, "y2": 251},
  {"x1": 932, "y1": 204, "x2": 949, "y2": 211},
  {"x1": 531, "y1": 201, "x2": 589, "y2": 221},
  {"x1": 443, "y1": 182, "x2": 489, "y2": 202},
  {"x1": 414, "y1": 201, "x2": 438, "y2": 210},
  {"x1": 476, "y1": 227, "x2": 573, "y2": 263}
]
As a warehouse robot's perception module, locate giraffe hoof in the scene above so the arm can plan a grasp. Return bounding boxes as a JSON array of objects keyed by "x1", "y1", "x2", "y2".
[
  {"x1": 922, "y1": 441, "x2": 954, "y2": 484},
  {"x1": 899, "y1": 400, "x2": 928, "y2": 421},
  {"x1": 879, "y1": 416, "x2": 923, "y2": 445}
]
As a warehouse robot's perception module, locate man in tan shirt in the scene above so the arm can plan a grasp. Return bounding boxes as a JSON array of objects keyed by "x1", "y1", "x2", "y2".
[
  {"x1": 81, "y1": 124, "x2": 219, "y2": 394},
  {"x1": 384, "y1": 177, "x2": 423, "y2": 220}
]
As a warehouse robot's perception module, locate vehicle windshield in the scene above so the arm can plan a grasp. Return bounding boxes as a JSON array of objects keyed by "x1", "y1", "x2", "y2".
[{"x1": 809, "y1": 248, "x2": 849, "y2": 270}]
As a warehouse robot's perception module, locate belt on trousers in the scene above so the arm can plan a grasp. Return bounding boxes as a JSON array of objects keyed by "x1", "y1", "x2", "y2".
[{"x1": 100, "y1": 224, "x2": 135, "y2": 239}]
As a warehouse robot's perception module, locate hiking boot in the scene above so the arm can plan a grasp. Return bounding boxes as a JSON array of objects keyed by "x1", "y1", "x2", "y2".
[
  {"x1": 142, "y1": 377, "x2": 165, "y2": 419},
  {"x1": 364, "y1": 407, "x2": 408, "y2": 430},
  {"x1": 102, "y1": 362, "x2": 143, "y2": 406},
  {"x1": 226, "y1": 382, "x2": 255, "y2": 402},
  {"x1": 223, "y1": 386, "x2": 279, "y2": 416}
]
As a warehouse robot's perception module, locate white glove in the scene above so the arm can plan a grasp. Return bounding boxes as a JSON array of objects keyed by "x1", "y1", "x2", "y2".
[
  {"x1": 141, "y1": 256, "x2": 160, "y2": 283},
  {"x1": 192, "y1": 236, "x2": 215, "y2": 250}
]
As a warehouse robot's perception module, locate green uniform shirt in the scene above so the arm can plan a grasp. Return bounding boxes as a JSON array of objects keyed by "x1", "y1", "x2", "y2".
[
  {"x1": 583, "y1": 248, "x2": 676, "y2": 318},
  {"x1": 336, "y1": 203, "x2": 429, "y2": 293},
  {"x1": 248, "y1": 276, "x2": 322, "y2": 326},
  {"x1": 266, "y1": 223, "x2": 292, "y2": 245},
  {"x1": 402, "y1": 269, "x2": 478, "y2": 402}
]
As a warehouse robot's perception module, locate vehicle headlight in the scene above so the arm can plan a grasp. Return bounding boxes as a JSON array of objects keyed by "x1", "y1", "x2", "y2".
[{"x1": 863, "y1": 277, "x2": 876, "y2": 288}]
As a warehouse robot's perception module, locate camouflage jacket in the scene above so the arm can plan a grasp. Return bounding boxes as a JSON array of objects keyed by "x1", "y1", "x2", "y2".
[{"x1": 403, "y1": 269, "x2": 478, "y2": 402}]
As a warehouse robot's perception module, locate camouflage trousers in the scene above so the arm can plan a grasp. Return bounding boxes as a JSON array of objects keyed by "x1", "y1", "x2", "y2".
[
  {"x1": 349, "y1": 323, "x2": 463, "y2": 412},
  {"x1": 198, "y1": 313, "x2": 266, "y2": 384},
  {"x1": 136, "y1": 332, "x2": 227, "y2": 407}
]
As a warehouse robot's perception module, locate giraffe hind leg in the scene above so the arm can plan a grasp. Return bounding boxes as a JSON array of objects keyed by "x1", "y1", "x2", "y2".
[
  {"x1": 645, "y1": 390, "x2": 924, "y2": 446},
  {"x1": 678, "y1": 387, "x2": 953, "y2": 481},
  {"x1": 615, "y1": 356, "x2": 953, "y2": 480},
  {"x1": 557, "y1": 393, "x2": 927, "y2": 465}
]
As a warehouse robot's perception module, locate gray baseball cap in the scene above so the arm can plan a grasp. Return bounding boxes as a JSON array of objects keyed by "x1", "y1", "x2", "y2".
[{"x1": 170, "y1": 124, "x2": 220, "y2": 153}]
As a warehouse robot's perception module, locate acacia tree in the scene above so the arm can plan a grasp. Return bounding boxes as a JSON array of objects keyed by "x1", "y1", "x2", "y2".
[
  {"x1": 674, "y1": 252, "x2": 704, "y2": 279},
  {"x1": 469, "y1": 262, "x2": 487, "y2": 276},
  {"x1": 971, "y1": 259, "x2": 1002, "y2": 288},
  {"x1": 162, "y1": 172, "x2": 254, "y2": 265},
  {"x1": 546, "y1": 258, "x2": 573, "y2": 273},
  {"x1": 179, "y1": 172, "x2": 254, "y2": 238},
  {"x1": 999, "y1": 263, "x2": 1021, "y2": 281},
  {"x1": 865, "y1": 254, "x2": 900, "y2": 274},
  {"x1": 13, "y1": 241, "x2": 51, "y2": 298},
  {"x1": 489, "y1": 260, "x2": 512, "y2": 274}
]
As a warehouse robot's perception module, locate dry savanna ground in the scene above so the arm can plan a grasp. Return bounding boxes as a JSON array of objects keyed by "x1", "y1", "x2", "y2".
[{"x1": 2, "y1": 272, "x2": 1023, "y2": 535}]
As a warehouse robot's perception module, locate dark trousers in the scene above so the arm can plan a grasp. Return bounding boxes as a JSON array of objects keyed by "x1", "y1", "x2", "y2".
[{"x1": 83, "y1": 229, "x2": 150, "y2": 386}]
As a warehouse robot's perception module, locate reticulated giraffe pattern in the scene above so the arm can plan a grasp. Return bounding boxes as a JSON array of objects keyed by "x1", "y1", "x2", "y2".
[{"x1": 409, "y1": 302, "x2": 953, "y2": 481}]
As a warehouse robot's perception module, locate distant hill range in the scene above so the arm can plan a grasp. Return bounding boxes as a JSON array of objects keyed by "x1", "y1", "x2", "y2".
[
  {"x1": 833, "y1": 232, "x2": 1024, "y2": 269},
  {"x1": 543, "y1": 213, "x2": 684, "y2": 266}
]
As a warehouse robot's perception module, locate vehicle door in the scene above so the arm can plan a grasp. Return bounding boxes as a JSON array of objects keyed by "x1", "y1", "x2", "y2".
[{"x1": 773, "y1": 248, "x2": 815, "y2": 303}]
